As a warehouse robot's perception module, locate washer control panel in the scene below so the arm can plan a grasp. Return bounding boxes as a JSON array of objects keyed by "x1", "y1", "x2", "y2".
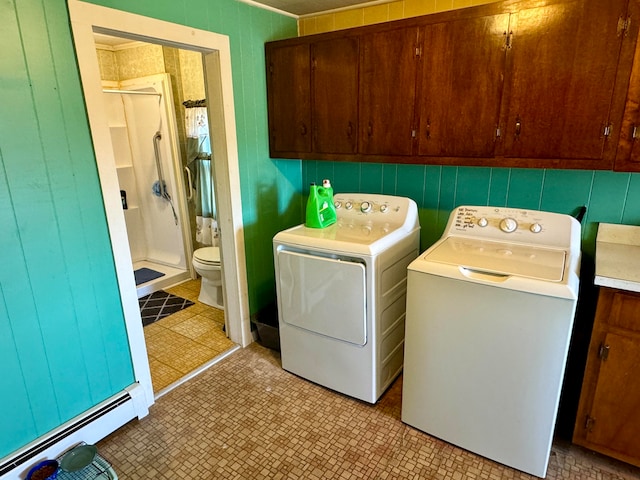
[{"x1": 446, "y1": 206, "x2": 579, "y2": 248}]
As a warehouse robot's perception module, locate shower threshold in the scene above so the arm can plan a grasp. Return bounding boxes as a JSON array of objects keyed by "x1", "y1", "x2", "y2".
[{"x1": 133, "y1": 260, "x2": 192, "y2": 298}]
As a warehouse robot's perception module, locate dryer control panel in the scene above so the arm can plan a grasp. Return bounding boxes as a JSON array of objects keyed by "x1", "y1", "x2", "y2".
[
  {"x1": 333, "y1": 193, "x2": 418, "y2": 232},
  {"x1": 446, "y1": 206, "x2": 580, "y2": 249}
]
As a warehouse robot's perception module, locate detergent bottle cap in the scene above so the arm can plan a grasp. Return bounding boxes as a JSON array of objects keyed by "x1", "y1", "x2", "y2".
[{"x1": 322, "y1": 179, "x2": 331, "y2": 188}]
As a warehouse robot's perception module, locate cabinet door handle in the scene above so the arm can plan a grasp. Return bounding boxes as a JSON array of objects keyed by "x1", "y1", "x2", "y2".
[
  {"x1": 632, "y1": 124, "x2": 638, "y2": 140},
  {"x1": 585, "y1": 415, "x2": 595, "y2": 432},
  {"x1": 347, "y1": 121, "x2": 353, "y2": 138},
  {"x1": 504, "y1": 30, "x2": 513, "y2": 49},
  {"x1": 367, "y1": 121, "x2": 373, "y2": 137},
  {"x1": 598, "y1": 343, "x2": 610, "y2": 361},
  {"x1": 515, "y1": 117, "x2": 522, "y2": 137},
  {"x1": 300, "y1": 123, "x2": 307, "y2": 136},
  {"x1": 425, "y1": 118, "x2": 431, "y2": 139}
]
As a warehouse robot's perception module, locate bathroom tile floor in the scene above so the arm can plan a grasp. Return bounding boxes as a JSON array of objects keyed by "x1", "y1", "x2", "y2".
[
  {"x1": 98, "y1": 342, "x2": 640, "y2": 480},
  {"x1": 143, "y1": 279, "x2": 237, "y2": 393}
]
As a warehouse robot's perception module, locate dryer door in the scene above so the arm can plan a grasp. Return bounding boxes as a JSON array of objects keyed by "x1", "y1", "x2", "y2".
[{"x1": 277, "y1": 250, "x2": 366, "y2": 345}]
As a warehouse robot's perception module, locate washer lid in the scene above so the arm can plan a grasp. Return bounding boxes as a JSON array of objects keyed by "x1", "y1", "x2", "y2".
[
  {"x1": 194, "y1": 246, "x2": 220, "y2": 264},
  {"x1": 426, "y1": 237, "x2": 566, "y2": 282}
]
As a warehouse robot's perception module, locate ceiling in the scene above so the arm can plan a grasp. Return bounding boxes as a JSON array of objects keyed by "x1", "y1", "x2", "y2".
[
  {"x1": 245, "y1": 0, "x2": 381, "y2": 16},
  {"x1": 92, "y1": 0, "x2": 343, "y2": 47}
]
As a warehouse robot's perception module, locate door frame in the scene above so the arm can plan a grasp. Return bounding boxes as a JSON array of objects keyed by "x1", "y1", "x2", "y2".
[{"x1": 68, "y1": 0, "x2": 252, "y2": 407}]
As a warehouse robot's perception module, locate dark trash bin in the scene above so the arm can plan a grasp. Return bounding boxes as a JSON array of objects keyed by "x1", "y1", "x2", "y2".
[{"x1": 252, "y1": 303, "x2": 280, "y2": 351}]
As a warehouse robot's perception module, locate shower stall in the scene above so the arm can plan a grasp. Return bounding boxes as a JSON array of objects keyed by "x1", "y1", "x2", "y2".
[{"x1": 103, "y1": 73, "x2": 193, "y2": 297}]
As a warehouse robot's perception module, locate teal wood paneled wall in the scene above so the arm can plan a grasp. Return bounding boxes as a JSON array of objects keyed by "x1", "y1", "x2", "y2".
[
  {"x1": 303, "y1": 162, "x2": 640, "y2": 258},
  {"x1": 88, "y1": 0, "x2": 301, "y2": 312},
  {"x1": 0, "y1": 0, "x2": 134, "y2": 458}
]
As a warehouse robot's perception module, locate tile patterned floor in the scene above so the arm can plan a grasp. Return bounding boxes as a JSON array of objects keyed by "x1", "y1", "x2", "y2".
[
  {"x1": 98, "y1": 343, "x2": 640, "y2": 480},
  {"x1": 144, "y1": 279, "x2": 237, "y2": 393}
]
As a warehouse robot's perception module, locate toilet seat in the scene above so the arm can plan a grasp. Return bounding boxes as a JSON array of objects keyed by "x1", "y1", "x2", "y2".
[{"x1": 193, "y1": 247, "x2": 220, "y2": 265}]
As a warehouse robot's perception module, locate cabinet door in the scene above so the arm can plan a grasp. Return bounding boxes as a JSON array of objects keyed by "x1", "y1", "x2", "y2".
[
  {"x1": 359, "y1": 27, "x2": 420, "y2": 156},
  {"x1": 585, "y1": 332, "x2": 640, "y2": 462},
  {"x1": 312, "y1": 37, "x2": 359, "y2": 154},
  {"x1": 500, "y1": 0, "x2": 627, "y2": 166},
  {"x1": 418, "y1": 14, "x2": 509, "y2": 158},
  {"x1": 614, "y1": 0, "x2": 640, "y2": 171},
  {"x1": 266, "y1": 43, "x2": 311, "y2": 155}
]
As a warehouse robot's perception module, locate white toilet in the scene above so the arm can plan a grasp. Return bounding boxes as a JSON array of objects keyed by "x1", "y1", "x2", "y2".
[{"x1": 192, "y1": 246, "x2": 224, "y2": 309}]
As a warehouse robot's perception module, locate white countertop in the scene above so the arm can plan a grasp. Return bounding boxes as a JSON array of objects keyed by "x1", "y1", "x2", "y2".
[{"x1": 595, "y1": 223, "x2": 640, "y2": 292}]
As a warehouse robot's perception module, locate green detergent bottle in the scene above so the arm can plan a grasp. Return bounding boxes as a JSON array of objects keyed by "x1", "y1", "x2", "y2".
[
  {"x1": 322, "y1": 178, "x2": 337, "y2": 220},
  {"x1": 305, "y1": 181, "x2": 337, "y2": 228}
]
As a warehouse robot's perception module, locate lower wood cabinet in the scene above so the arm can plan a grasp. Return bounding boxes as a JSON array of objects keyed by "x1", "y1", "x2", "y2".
[{"x1": 573, "y1": 287, "x2": 640, "y2": 467}]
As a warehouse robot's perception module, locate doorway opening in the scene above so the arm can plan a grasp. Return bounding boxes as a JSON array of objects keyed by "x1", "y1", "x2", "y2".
[
  {"x1": 69, "y1": 0, "x2": 252, "y2": 407},
  {"x1": 93, "y1": 33, "x2": 240, "y2": 395}
]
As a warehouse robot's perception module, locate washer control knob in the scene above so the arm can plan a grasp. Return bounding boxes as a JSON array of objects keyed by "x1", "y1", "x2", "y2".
[
  {"x1": 345, "y1": 202, "x2": 353, "y2": 210},
  {"x1": 361, "y1": 201, "x2": 372, "y2": 213},
  {"x1": 334, "y1": 201, "x2": 342, "y2": 209},
  {"x1": 380, "y1": 204, "x2": 389, "y2": 213},
  {"x1": 530, "y1": 223, "x2": 542, "y2": 233},
  {"x1": 477, "y1": 217, "x2": 488, "y2": 227},
  {"x1": 499, "y1": 217, "x2": 518, "y2": 233}
]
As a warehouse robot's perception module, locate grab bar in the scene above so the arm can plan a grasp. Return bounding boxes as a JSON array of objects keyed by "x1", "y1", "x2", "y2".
[
  {"x1": 184, "y1": 166, "x2": 194, "y2": 201},
  {"x1": 152, "y1": 131, "x2": 166, "y2": 198}
]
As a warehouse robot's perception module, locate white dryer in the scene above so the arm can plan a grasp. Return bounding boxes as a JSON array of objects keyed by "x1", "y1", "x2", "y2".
[
  {"x1": 273, "y1": 193, "x2": 420, "y2": 403},
  {"x1": 402, "y1": 206, "x2": 581, "y2": 478}
]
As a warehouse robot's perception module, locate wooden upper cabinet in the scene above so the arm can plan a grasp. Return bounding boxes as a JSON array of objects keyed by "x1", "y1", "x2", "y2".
[
  {"x1": 499, "y1": 0, "x2": 629, "y2": 168},
  {"x1": 264, "y1": 0, "x2": 640, "y2": 170},
  {"x1": 614, "y1": 0, "x2": 640, "y2": 171},
  {"x1": 418, "y1": 14, "x2": 510, "y2": 158},
  {"x1": 359, "y1": 27, "x2": 420, "y2": 156},
  {"x1": 266, "y1": 43, "x2": 311, "y2": 155},
  {"x1": 312, "y1": 37, "x2": 359, "y2": 154}
]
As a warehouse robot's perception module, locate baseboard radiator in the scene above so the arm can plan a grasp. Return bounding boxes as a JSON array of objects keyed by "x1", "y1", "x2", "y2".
[{"x1": 0, "y1": 383, "x2": 148, "y2": 480}]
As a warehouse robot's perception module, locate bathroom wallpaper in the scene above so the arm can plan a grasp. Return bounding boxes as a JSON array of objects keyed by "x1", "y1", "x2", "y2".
[
  {"x1": 95, "y1": 48, "x2": 118, "y2": 81},
  {"x1": 179, "y1": 49, "x2": 206, "y2": 101}
]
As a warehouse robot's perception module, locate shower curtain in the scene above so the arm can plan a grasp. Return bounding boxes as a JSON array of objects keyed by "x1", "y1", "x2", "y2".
[{"x1": 185, "y1": 104, "x2": 216, "y2": 246}]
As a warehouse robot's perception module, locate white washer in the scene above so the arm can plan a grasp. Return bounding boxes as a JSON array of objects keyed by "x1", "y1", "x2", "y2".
[
  {"x1": 273, "y1": 193, "x2": 420, "y2": 403},
  {"x1": 402, "y1": 206, "x2": 581, "y2": 478}
]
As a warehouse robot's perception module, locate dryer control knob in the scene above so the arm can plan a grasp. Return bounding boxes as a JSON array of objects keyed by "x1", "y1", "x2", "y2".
[
  {"x1": 334, "y1": 201, "x2": 342, "y2": 209},
  {"x1": 530, "y1": 223, "x2": 542, "y2": 233},
  {"x1": 477, "y1": 217, "x2": 488, "y2": 227},
  {"x1": 380, "y1": 204, "x2": 389, "y2": 213},
  {"x1": 361, "y1": 201, "x2": 372, "y2": 213},
  {"x1": 345, "y1": 202, "x2": 353, "y2": 210},
  {"x1": 499, "y1": 217, "x2": 518, "y2": 233}
]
